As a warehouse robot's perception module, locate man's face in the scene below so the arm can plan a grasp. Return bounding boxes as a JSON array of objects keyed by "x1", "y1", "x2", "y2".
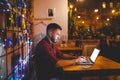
[{"x1": 49, "y1": 29, "x2": 61, "y2": 43}]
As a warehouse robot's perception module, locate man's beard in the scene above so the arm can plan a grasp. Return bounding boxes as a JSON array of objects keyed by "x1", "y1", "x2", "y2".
[
  {"x1": 49, "y1": 36, "x2": 57, "y2": 43},
  {"x1": 50, "y1": 37, "x2": 56, "y2": 43}
]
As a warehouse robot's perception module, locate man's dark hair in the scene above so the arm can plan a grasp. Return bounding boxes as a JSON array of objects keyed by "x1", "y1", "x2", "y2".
[{"x1": 46, "y1": 23, "x2": 62, "y2": 34}]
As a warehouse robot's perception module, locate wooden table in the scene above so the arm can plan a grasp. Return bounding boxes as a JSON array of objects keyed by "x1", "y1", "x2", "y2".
[
  {"x1": 63, "y1": 56, "x2": 120, "y2": 79},
  {"x1": 57, "y1": 46, "x2": 82, "y2": 56},
  {"x1": 57, "y1": 46, "x2": 82, "y2": 51}
]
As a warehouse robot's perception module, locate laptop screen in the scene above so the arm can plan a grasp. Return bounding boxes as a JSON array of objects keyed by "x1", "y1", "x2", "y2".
[{"x1": 90, "y1": 48, "x2": 100, "y2": 62}]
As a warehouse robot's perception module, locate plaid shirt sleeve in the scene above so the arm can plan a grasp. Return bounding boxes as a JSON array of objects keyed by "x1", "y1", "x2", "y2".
[{"x1": 42, "y1": 40, "x2": 61, "y2": 63}]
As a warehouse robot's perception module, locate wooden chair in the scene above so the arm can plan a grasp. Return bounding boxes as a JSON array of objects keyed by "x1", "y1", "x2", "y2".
[
  {"x1": 82, "y1": 40, "x2": 100, "y2": 56},
  {"x1": 82, "y1": 44, "x2": 98, "y2": 56}
]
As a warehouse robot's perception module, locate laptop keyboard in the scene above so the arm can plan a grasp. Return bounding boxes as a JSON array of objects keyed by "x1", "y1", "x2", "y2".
[{"x1": 79, "y1": 58, "x2": 93, "y2": 64}]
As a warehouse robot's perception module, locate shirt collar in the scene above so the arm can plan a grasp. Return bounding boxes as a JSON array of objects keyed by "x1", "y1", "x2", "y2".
[{"x1": 44, "y1": 36, "x2": 54, "y2": 45}]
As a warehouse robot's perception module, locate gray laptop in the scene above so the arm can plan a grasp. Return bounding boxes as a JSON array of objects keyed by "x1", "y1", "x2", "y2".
[{"x1": 79, "y1": 48, "x2": 100, "y2": 65}]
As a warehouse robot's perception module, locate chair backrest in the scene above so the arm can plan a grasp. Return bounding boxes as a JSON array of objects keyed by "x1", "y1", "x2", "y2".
[
  {"x1": 82, "y1": 40, "x2": 100, "y2": 56},
  {"x1": 82, "y1": 44, "x2": 98, "y2": 56},
  {"x1": 82, "y1": 39, "x2": 100, "y2": 44}
]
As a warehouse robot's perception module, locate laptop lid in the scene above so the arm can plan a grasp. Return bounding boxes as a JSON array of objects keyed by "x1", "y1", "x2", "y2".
[{"x1": 89, "y1": 48, "x2": 100, "y2": 63}]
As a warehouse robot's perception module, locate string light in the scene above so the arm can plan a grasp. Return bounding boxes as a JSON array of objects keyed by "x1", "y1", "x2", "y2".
[
  {"x1": 10, "y1": 40, "x2": 32, "y2": 80},
  {"x1": 0, "y1": 43, "x2": 5, "y2": 79},
  {"x1": 70, "y1": 4, "x2": 73, "y2": 9}
]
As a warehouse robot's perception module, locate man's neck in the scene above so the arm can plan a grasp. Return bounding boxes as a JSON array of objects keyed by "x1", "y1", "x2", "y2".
[{"x1": 46, "y1": 35, "x2": 54, "y2": 44}]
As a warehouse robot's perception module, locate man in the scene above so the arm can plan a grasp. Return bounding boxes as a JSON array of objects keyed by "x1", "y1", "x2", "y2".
[{"x1": 34, "y1": 23, "x2": 83, "y2": 80}]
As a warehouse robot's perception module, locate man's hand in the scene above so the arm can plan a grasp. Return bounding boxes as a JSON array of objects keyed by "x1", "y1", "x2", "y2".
[{"x1": 75, "y1": 56, "x2": 87, "y2": 64}]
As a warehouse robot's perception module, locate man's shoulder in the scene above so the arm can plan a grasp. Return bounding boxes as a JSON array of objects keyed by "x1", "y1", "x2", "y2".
[
  {"x1": 41, "y1": 37, "x2": 51, "y2": 44},
  {"x1": 37, "y1": 37, "x2": 47, "y2": 43},
  {"x1": 36, "y1": 37, "x2": 50, "y2": 47}
]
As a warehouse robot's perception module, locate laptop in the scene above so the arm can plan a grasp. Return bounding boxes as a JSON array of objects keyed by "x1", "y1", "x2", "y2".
[{"x1": 79, "y1": 48, "x2": 100, "y2": 65}]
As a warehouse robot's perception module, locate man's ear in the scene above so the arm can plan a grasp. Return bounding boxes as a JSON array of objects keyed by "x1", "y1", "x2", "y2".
[{"x1": 48, "y1": 31, "x2": 53, "y2": 37}]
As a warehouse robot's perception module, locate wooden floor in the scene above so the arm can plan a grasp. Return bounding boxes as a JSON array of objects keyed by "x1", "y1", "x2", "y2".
[
  {"x1": 81, "y1": 75, "x2": 120, "y2": 80},
  {"x1": 26, "y1": 57, "x2": 120, "y2": 80},
  {"x1": 26, "y1": 68, "x2": 120, "y2": 80}
]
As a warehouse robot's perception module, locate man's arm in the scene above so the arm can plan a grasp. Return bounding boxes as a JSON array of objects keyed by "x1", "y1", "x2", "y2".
[
  {"x1": 62, "y1": 53, "x2": 78, "y2": 59},
  {"x1": 55, "y1": 46, "x2": 78, "y2": 59},
  {"x1": 56, "y1": 59, "x2": 77, "y2": 67},
  {"x1": 56, "y1": 56, "x2": 82, "y2": 67}
]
